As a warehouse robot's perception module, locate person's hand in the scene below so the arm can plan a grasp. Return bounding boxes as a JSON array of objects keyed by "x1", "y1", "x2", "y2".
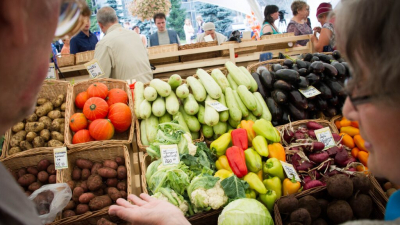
[
  {"x1": 313, "y1": 27, "x2": 322, "y2": 33},
  {"x1": 108, "y1": 193, "x2": 190, "y2": 225}
]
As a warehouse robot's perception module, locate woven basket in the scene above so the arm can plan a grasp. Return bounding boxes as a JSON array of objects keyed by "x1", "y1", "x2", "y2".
[
  {"x1": 221, "y1": 39, "x2": 258, "y2": 57},
  {"x1": 49, "y1": 207, "x2": 123, "y2": 225},
  {"x1": 257, "y1": 32, "x2": 295, "y2": 52},
  {"x1": 179, "y1": 41, "x2": 220, "y2": 62},
  {"x1": 148, "y1": 44, "x2": 179, "y2": 65},
  {"x1": 57, "y1": 54, "x2": 75, "y2": 67},
  {"x1": 3, "y1": 80, "x2": 70, "y2": 158},
  {"x1": 0, "y1": 132, "x2": 10, "y2": 159},
  {"x1": 247, "y1": 59, "x2": 285, "y2": 73},
  {"x1": 65, "y1": 78, "x2": 134, "y2": 149},
  {"x1": 75, "y1": 51, "x2": 94, "y2": 65}
]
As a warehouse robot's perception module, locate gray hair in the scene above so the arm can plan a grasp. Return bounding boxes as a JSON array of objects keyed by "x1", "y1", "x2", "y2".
[
  {"x1": 335, "y1": 0, "x2": 400, "y2": 104},
  {"x1": 97, "y1": 6, "x2": 118, "y2": 25}
]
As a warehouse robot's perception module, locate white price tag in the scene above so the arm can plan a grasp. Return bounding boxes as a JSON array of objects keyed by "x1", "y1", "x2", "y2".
[
  {"x1": 206, "y1": 100, "x2": 228, "y2": 112},
  {"x1": 298, "y1": 86, "x2": 321, "y2": 98},
  {"x1": 53, "y1": 147, "x2": 68, "y2": 170},
  {"x1": 280, "y1": 161, "x2": 301, "y2": 182},
  {"x1": 47, "y1": 63, "x2": 57, "y2": 80},
  {"x1": 84, "y1": 59, "x2": 105, "y2": 79},
  {"x1": 314, "y1": 127, "x2": 335, "y2": 150},
  {"x1": 160, "y1": 144, "x2": 180, "y2": 166}
]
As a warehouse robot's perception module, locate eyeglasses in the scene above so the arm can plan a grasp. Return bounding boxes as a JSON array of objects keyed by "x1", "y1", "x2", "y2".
[
  {"x1": 344, "y1": 77, "x2": 372, "y2": 110},
  {"x1": 55, "y1": 0, "x2": 90, "y2": 39}
]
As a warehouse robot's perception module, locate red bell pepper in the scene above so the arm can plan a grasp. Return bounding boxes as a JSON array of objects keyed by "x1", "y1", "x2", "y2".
[
  {"x1": 231, "y1": 128, "x2": 248, "y2": 150},
  {"x1": 226, "y1": 146, "x2": 248, "y2": 178}
]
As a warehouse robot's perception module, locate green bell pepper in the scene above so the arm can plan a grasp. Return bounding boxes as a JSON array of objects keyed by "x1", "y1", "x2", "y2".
[
  {"x1": 210, "y1": 132, "x2": 231, "y2": 157},
  {"x1": 259, "y1": 190, "x2": 277, "y2": 212},
  {"x1": 252, "y1": 135, "x2": 269, "y2": 157},
  {"x1": 263, "y1": 158, "x2": 285, "y2": 181},
  {"x1": 244, "y1": 172, "x2": 267, "y2": 194},
  {"x1": 244, "y1": 148, "x2": 262, "y2": 173},
  {"x1": 263, "y1": 176, "x2": 282, "y2": 199},
  {"x1": 245, "y1": 189, "x2": 256, "y2": 199},
  {"x1": 252, "y1": 119, "x2": 281, "y2": 143}
]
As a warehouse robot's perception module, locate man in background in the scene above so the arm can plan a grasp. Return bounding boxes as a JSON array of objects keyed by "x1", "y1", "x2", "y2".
[
  {"x1": 149, "y1": 13, "x2": 180, "y2": 47},
  {"x1": 196, "y1": 22, "x2": 227, "y2": 45},
  {"x1": 94, "y1": 7, "x2": 152, "y2": 83},
  {"x1": 70, "y1": 16, "x2": 98, "y2": 54}
]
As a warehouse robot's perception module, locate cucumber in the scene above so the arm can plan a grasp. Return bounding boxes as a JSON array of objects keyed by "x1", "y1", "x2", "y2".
[
  {"x1": 179, "y1": 106, "x2": 200, "y2": 132},
  {"x1": 176, "y1": 84, "x2": 189, "y2": 99},
  {"x1": 239, "y1": 66, "x2": 258, "y2": 92},
  {"x1": 140, "y1": 119, "x2": 149, "y2": 146},
  {"x1": 218, "y1": 94, "x2": 229, "y2": 122},
  {"x1": 227, "y1": 73, "x2": 238, "y2": 90},
  {"x1": 150, "y1": 79, "x2": 172, "y2": 97},
  {"x1": 251, "y1": 92, "x2": 263, "y2": 117},
  {"x1": 158, "y1": 113, "x2": 172, "y2": 124},
  {"x1": 233, "y1": 90, "x2": 249, "y2": 117},
  {"x1": 165, "y1": 91, "x2": 179, "y2": 115},
  {"x1": 174, "y1": 112, "x2": 190, "y2": 134},
  {"x1": 204, "y1": 96, "x2": 219, "y2": 126},
  {"x1": 225, "y1": 87, "x2": 242, "y2": 121},
  {"x1": 145, "y1": 115, "x2": 158, "y2": 143},
  {"x1": 197, "y1": 104, "x2": 206, "y2": 124},
  {"x1": 139, "y1": 99, "x2": 152, "y2": 119},
  {"x1": 168, "y1": 74, "x2": 182, "y2": 90},
  {"x1": 191, "y1": 131, "x2": 200, "y2": 140},
  {"x1": 186, "y1": 76, "x2": 206, "y2": 102},
  {"x1": 244, "y1": 111, "x2": 257, "y2": 122},
  {"x1": 225, "y1": 61, "x2": 251, "y2": 89},
  {"x1": 211, "y1": 69, "x2": 230, "y2": 93},
  {"x1": 237, "y1": 85, "x2": 257, "y2": 111},
  {"x1": 213, "y1": 121, "x2": 228, "y2": 138},
  {"x1": 196, "y1": 69, "x2": 222, "y2": 99},
  {"x1": 184, "y1": 93, "x2": 199, "y2": 116},
  {"x1": 144, "y1": 86, "x2": 158, "y2": 102},
  {"x1": 152, "y1": 97, "x2": 166, "y2": 117},
  {"x1": 254, "y1": 92, "x2": 272, "y2": 121},
  {"x1": 202, "y1": 124, "x2": 214, "y2": 139},
  {"x1": 134, "y1": 81, "x2": 144, "y2": 119},
  {"x1": 228, "y1": 117, "x2": 240, "y2": 128}
]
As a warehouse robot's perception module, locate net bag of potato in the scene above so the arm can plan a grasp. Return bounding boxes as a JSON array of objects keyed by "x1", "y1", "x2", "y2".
[{"x1": 29, "y1": 183, "x2": 72, "y2": 224}]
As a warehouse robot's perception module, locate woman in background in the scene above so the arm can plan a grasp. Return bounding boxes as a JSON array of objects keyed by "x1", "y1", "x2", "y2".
[
  {"x1": 287, "y1": 0, "x2": 312, "y2": 46},
  {"x1": 132, "y1": 25, "x2": 147, "y2": 47},
  {"x1": 311, "y1": 3, "x2": 335, "y2": 52},
  {"x1": 183, "y1": 19, "x2": 194, "y2": 44},
  {"x1": 196, "y1": 15, "x2": 204, "y2": 34},
  {"x1": 60, "y1": 37, "x2": 70, "y2": 54},
  {"x1": 261, "y1": 5, "x2": 280, "y2": 36}
]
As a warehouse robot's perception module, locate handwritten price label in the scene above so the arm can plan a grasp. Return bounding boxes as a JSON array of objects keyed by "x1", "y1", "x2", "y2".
[
  {"x1": 84, "y1": 59, "x2": 105, "y2": 79},
  {"x1": 206, "y1": 100, "x2": 228, "y2": 112},
  {"x1": 53, "y1": 147, "x2": 68, "y2": 170},
  {"x1": 315, "y1": 127, "x2": 335, "y2": 150},
  {"x1": 160, "y1": 145, "x2": 180, "y2": 166},
  {"x1": 299, "y1": 86, "x2": 321, "y2": 98},
  {"x1": 280, "y1": 161, "x2": 301, "y2": 182},
  {"x1": 47, "y1": 63, "x2": 57, "y2": 80}
]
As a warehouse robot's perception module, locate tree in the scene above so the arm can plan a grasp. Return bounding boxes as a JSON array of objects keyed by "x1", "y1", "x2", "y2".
[
  {"x1": 195, "y1": 3, "x2": 234, "y2": 36},
  {"x1": 167, "y1": 0, "x2": 186, "y2": 38},
  {"x1": 86, "y1": 0, "x2": 100, "y2": 32},
  {"x1": 104, "y1": 0, "x2": 127, "y2": 23},
  {"x1": 131, "y1": 18, "x2": 154, "y2": 37}
]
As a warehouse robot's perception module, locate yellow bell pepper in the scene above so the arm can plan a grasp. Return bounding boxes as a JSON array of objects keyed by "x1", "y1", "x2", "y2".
[
  {"x1": 240, "y1": 120, "x2": 256, "y2": 145},
  {"x1": 215, "y1": 155, "x2": 232, "y2": 172},
  {"x1": 245, "y1": 189, "x2": 257, "y2": 199},
  {"x1": 210, "y1": 133, "x2": 231, "y2": 157},
  {"x1": 283, "y1": 176, "x2": 301, "y2": 196},
  {"x1": 257, "y1": 169, "x2": 263, "y2": 181},
  {"x1": 244, "y1": 172, "x2": 267, "y2": 194},
  {"x1": 214, "y1": 169, "x2": 233, "y2": 180}
]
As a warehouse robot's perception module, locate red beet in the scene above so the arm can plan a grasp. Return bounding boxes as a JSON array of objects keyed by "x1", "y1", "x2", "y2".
[
  {"x1": 308, "y1": 130, "x2": 316, "y2": 139},
  {"x1": 294, "y1": 132, "x2": 306, "y2": 140},
  {"x1": 326, "y1": 146, "x2": 339, "y2": 157},
  {"x1": 296, "y1": 161, "x2": 315, "y2": 171},
  {"x1": 284, "y1": 130, "x2": 295, "y2": 143},
  {"x1": 304, "y1": 180, "x2": 325, "y2": 190},
  {"x1": 335, "y1": 148, "x2": 351, "y2": 167},
  {"x1": 317, "y1": 160, "x2": 332, "y2": 172},
  {"x1": 306, "y1": 121, "x2": 324, "y2": 130},
  {"x1": 332, "y1": 133, "x2": 342, "y2": 143},
  {"x1": 309, "y1": 151, "x2": 329, "y2": 163}
]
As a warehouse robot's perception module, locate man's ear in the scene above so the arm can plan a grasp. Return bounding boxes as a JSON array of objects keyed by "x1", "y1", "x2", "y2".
[{"x1": 0, "y1": 0, "x2": 28, "y2": 47}]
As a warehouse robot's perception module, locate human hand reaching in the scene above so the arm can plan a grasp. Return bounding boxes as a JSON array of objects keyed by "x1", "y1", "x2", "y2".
[
  {"x1": 108, "y1": 193, "x2": 190, "y2": 225},
  {"x1": 313, "y1": 27, "x2": 322, "y2": 33}
]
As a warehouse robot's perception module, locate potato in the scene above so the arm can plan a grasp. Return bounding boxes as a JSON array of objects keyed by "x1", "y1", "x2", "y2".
[
  {"x1": 73, "y1": 187, "x2": 84, "y2": 200},
  {"x1": 117, "y1": 166, "x2": 127, "y2": 180},
  {"x1": 18, "y1": 174, "x2": 36, "y2": 186},
  {"x1": 97, "y1": 218, "x2": 117, "y2": 225},
  {"x1": 115, "y1": 157, "x2": 125, "y2": 166},
  {"x1": 48, "y1": 140, "x2": 63, "y2": 147},
  {"x1": 40, "y1": 129, "x2": 51, "y2": 141},
  {"x1": 48, "y1": 110, "x2": 61, "y2": 120},
  {"x1": 10, "y1": 135, "x2": 24, "y2": 147},
  {"x1": 61, "y1": 112, "x2": 66, "y2": 118},
  {"x1": 52, "y1": 95, "x2": 64, "y2": 108},
  {"x1": 64, "y1": 200, "x2": 76, "y2": 210},
  {"x1": 8, "y1": 168, "x2": 18, "y2": 180},
  {"x1": 76, "y1": 159, "x2": 93, "y2": 169},
  {"x1": 89, "y1": 195, "x2": 112, "y2": 211},
  {"x1": 55, "y1": 107, "x2": 61, "y2": 112},
  {"x1": 8, "y1": 147, "x2": 21, "y2": 155},
  {"x1": 54, "y1": 118, "x2": 65, "y2": 124},
  {"x1": 79, "y1": 193, "x2": 96, "y2": 204},
  {"x1": 26, "y1": 132, "x2": 37, "y2": 142},
  {"x1": 107, "y1": 187, "x2": 122, "y2": 201},
  {"x1": 97, "y1": 168, "x2": 117, "y2": 178},
  {"x1": 47, "y1": 164, "x2": 56, "y2": 175},
  {"x1": 39, "y1": 117, "x2": 52, "y2": 129},
  {"x1": 57, "y1": 94, "x2": 65, "y2": 102},
  {"x1": 37, "y1": 98, "x2": 49, "y2": 105},
  {"x1": 20, "y1": 140, "x2": 33, "y2": 151},
  {"x1": 12, "y1": 122, "x2": 25, "y2": 133},
  {"x1": 103, "y1": 160, "x2": 118, "y2": 170},
  {"x1": 18, "y1": 168, "x2": 27, "y2": 178},
  {"x1": 38, "y1": 171, "x2": 49, "y2": 183},
  {"x1": 72, "y1": 167, "x2": 82, "y2": 181},
  {"x1": 120, "y1": 191, "x2": 127, "y2": 199},
  {"x1": 36, "y1": 101, "x2": 53, "y2": 117},
  {"x1": 48, "y1": 175, "x2": 56, "y2": 184},
  {"x1": 117, "y1": 181, "x2": 127, "y2": 191},
  {"x1": 14, "y1": 130, "x2": 27, "y2": 139},
  {"x1": 27, "y1": 166, "x2": 39, "y2": 176},
  {"x1": 28, "y1": 181, "x2": 42, "y2": 192},
  {"x1": 92, "y1": 188, "x2": 104, "y2": 196},
  {"x1": 25, "y1": 113, "x2": 38, "y2": 122},
  {"x1": 37, "y1": 159, "x2": 51, "y2": 171},
  {"x1": 50, "y1": 120, "x2": 62, "y2": 132},
  {"x1": 106, "y1": 178, "x2": 118, "y2": 187},
  {"x1": 67, "y1": 180, "x2": 76, "y2": 190},
  {"x1": 51, "y1": 131, "x2": 64, "y2": 142},
  {"x1": 32, "y1": 136, "x2": 45, "y2": 148},
  {"x1": 81, "y1": 169, "x2": 91, "y2": 181},
  {"x1": 91, "y1": 163, "x2": 102, "y2": 175},
  {"x1": 75, "y1": 204, "x2": 89, "y2": 215},
  {"x1": 25, "y1": 122, "x2": 45, "y2": 133},
  {"x1": 60, "y1": 123, "x2": 65, "y2": 133},
  {"x1": 80, "y1": 180, "x2": 88, "y2": 192},
  {"x1": 61, "y1": 103, "x2": 67, "y2": 112},
  {"x1": 62, "y1": 210, "x2": 76, "y2": 218},
  {"x1": 87, "y1": 174, "x2": 103, "y2": 191}
]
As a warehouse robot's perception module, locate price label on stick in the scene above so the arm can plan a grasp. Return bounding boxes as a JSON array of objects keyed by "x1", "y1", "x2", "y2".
[
  {"x1": 84, "y1": 59, "x2": 105, "y2": 79},
  {"x1": 299, "y1": 86, "x2": 321, "y2": 98},
  {"x1": 206, "y1": 100, "x2": 228, "y2": 112},
  {"x1": 280, "y1": 161, "x2": 301, "y2": 182},
  {"x1": 53, "y1": 147, "x2": 68, "y2": 170},
  {"x1": 47, "y1": 63, "x2": 57, "y2": 80},
  {"x1": 314, "y1": 127, "x2": 335, "y2": 150},
  {"x1": 160, "y1": 144, "x2": 180, "y2": 166}
]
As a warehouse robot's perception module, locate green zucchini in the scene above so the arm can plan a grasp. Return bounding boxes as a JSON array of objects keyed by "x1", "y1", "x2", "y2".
[
  {"x1": 179, "y1": 106, "x2": 200, "y2": 132},
  {"x1": 150, "y1": 79, "x2": 172, "y2": 97},
  {"x1": 196, "y1": 69, "x2": 222, "y2": 99},
  {"x1": 225, "y1": 61, "x2": 251, "y2": 89},
  {"x1": 228, "y1": 117, "x2": 240, "y2": 128},
  {"x1": 227, "y1": 73, "x2": 238, "y2": 90},
  {"x1": 186, "y1": 76, "x2": 206, "y2": 102},
  {"x1": 197, "y1": 104, "x2": 206, "y2": 124},
  {"x1": 254, "y1": 92, "x2": 272, "y2": 121},
  {"x1": 244, "y1": 111, "x2": 257, "y2": 122},
  {"x1": 134, "y1": 81, "x2": 144, "y2": 119},
  {"x1": 217, "y1": 94, "x2": 229, "y2": 122},
  {"x1": 145, "y1": 115, "x2": 158, "y2": 143},
  {"x1": 225, "y1": 87, "x2": 242, "y2": 121},
  {"x1": 174, "y1": 112, "x2": 190, "y2": 134},
  {"x1": 191, "y1": 131, "x2": 200, "y2": 140},
  {"x1": 233, "y1": 90, "x2": 249, "y2": 117},
  {"x1": 144, "y1": 86, "x2": 158, "y2": 102},
  {"x1": 202, "y1": 124, "x2": 214, "y2": 139},
  {"x1": 140, "y1": 119, "x2": 149, "y2": 146},
  {"x1": 151, "y1": 97, "x2": 166, "y2": 117},
  {"x1": 165, "y1": 91, "x2": 179, "y2": 115},
  {"x1": 251, "y1": 92, "x2": 263, "y2": 117},
  {"x1": 168, "y1": 74, "x2": 182, "y2": 90},
  {"x1": 239, "y1": 66, "x2": 258, "y2": 92},
  {"x1": 158, "y1": 113, "x2": 172, "y2": 124},
  {"x1": 237, "y1": 85, "x2": 257, "y2": 111},
  {"x1": 211, "y1": 69, "x2": 230, "y2": 93},
  {"x1": 204, "y1": 96, "x2": 219, "y2": 126},
  {"x1": 176, "y1": 84, "x2": 189, "y2": 99},
  {"x1": 139, "y1": 99, "x2": 152, "y2": 119},
  {"x1": 184, "y1": 93, "x2": 199, "y2": 116},
  {"x1": 213, "y1": 122, "x2": 228, "y2": 138}
]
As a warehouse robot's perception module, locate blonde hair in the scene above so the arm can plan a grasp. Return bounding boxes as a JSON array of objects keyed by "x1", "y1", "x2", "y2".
[{"x1": 291, "y1": 1, "x2": 308, "y2": 16}]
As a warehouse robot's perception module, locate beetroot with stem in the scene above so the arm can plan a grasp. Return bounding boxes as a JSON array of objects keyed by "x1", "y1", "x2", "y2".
[
  {"x1": 294, "y1": 132, "x2": 306, "y2": 141},
  {"x1": 332, "y1": 133, "x2": 342, "y2": 143},
  {"x1": 309, "y1": 151, "x2": 329, "y2": 163},
  {"x1": 326, "y1": 146, "x2": 339, "y2": 157},
  {"x1": 303, "y1": 180, "x2": 325, "y2": 190},
  {"x1": 297, "y1": 125, "x2": 309, "y2": 133},
  {"x1": 308, "y1": 130, "x2": 316, "y2": 139},
  {"x1": 296, "y1": 161, "x2": 315, "y2": 171},
  {"x1": 284, "y1": 130, "x2": 295, "y2": 143},
  {"x1": 317, "y1": 160, "x2": 332, "y2": 172},
  {"x1": 335, "y1": 148, "x2": 352, "y2": 167},
  {"x1": 306, "y1": 121, "x2": 324, "y2": 130}
]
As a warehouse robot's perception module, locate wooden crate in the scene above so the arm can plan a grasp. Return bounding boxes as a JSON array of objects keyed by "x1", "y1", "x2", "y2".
[
  {"x1": 148, "y1": 44, "x2": 179, "y2": 65},
  {"x1": 257, "y1": 32, "x2": 295, "y2": 52},
  {"x1": 179, "y1": 41, "x2": 220, "y2": 62},
  {"x1": 221, "y1": 39, "x2": 258, "y2": 56}
]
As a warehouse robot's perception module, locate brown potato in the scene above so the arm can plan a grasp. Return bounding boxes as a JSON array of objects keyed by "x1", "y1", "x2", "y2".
[
  {"x1": 25, "y1": 122, "x2": 45, "y2": 133},
  {"x1": 48, "y1": 139, "x2": 63, "y2": 147},
  {"x1": 10, "y1": 135, "x2": 24, "y2": 147},
  {"x1": 49, "y1": 120, "x2": 62, "y2": 132},
  {"x1": 36, "y1": 101, "x2": 53, "y2": 117},
  {"x1": 26, "y1": 132, "x2": 37, "y2": 142},
  {"x1": 117, "y1": 166, "x2": 127, "y2": 180},
  {"x1": 18, "y1": 168, "x2": 27, "y2": 178},
  {"x1": 20, "y1": 141, "x2": 33, "y2": 151},
  {"x1": 81, "y1": 169, "x2": 90, "y2": 181},
  {"x1": 18, "y1": 174, "x2": 36, "y2": 186},
  {"x1": 97, "y1": 218, "x2": 117, "y2": 225},
  {"x1": 37, "y1": 98, "x2": 49, "y2": 105},
  {"x1": 72, "y1": 167, "x2": 82, "y2": 181},
  {"x1": 87, "y1": 174, "x2": 103, "y2": 191},
  {"x1": 92, "y1": 188, "x2": 104, "y2": 196},
  {"x1": 107, "y1": 187, "x2": 122, "y2": 201},
  {"x1": 37, "y1": 159, "x2": 51, "y2": 171},
  {"x1": 12, "y1": 122, "x2": 25, "y2": 133},
  {"x1": 14, "y1": 130, "x2": 27, "y2": 139},
  {"x1": 106, "y1": 178, "x2": 118, "y2": 187},
  {"x1": 33, "y1": 136, "x2": 45, "y2": 148},
  {"x1": 47, "y1": 164, "x2": 56, "y2": 175},
  {"x1": 28, "y1": 182, "x2": 42, "y2": 192},
  {"x1": 60, "y1": 124, "x2": 65, "y2": 133},
  {"x1": 67, "y1": 180, "x2": 75, "y2": 191},
  {"x1": 9, "y1": 147, "x2": 22, "y2": 155},
  {"x1": 52, "y1": 98, "x2": 63, "y2": 108},
  {"x1": 75, "y1": 204, "x2": 89, "y2": 215},
  {"x1": 103, "y1": 160, "x2": 118, "y2": 170},
  {"x1": 79, "y1": 193, "x2": 96, "y2": 204},
  {"x1": 48, "y1": 175, "x2": 56, "y2": 184},
  {"x1": 51, "y1": 131, "x2": 64, "y2": 142},
  {"x1": 91, "y1": 163, "x2": 102, "y2": 175},
  {"x1": 119, "y1": 191, "x2": 127, "y2": 199},
  {"x1": 115, "y1": 157, "x2": 125, "y2": 166},
  {"x1": 40, "y1": 129, "x2": 51, "y2": 141},
  {"x1": 39, "y1": 117, "x2": 52, "y2": 129},
  {"x1": 97, "y1": 168, "x2": 117, "y2": 179},
  {"x1": 80, "y1": 180, "x2": 88, "y2": 192},
  {"x1": 61, "y1": 103, "x2": 67, "y2": 112},
  {"x1": 38, "y1": 171, "x2": 49, "y2": 183},
  {"x1": 48, "y1": 110, "x2": 61, "y2": 120},
  {"x1": 25, "y1": 113, "x2": 38, "y2": 122},
  {"x1": 117, "y1": 181, "x2": 127, "y2": 191},
  {"x1": 73, "y1": 187, "x2": 84, "y2": 200},
  {"x1": 64, "y1": 200, "x2": 76, "y2": 210},
  {"x1": 27, "y1": 166, "x2": 39, "y2": 176},
  {"x1": 76, "y1": 159, "x2": 93, "y2": 169},
  {"x1": 89, "y1": 195, "x2": 112, "y2": 211},
  {"x1": 62, "y1": 210, "x2": 76, "y2": 218}
]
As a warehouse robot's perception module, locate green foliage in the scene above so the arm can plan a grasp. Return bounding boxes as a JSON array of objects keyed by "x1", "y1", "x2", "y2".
[
  {"x1": 167, "y1": 0, "x2": 186, "y2": 38},
  {"x1": 195, "y1": 3, "x2": 234, "y2": 34},
  {"x1": 104, "y1": 0, "x2": 127, "y2": 23},
  {"x1": 90, "y1": 15, "x2": 100, "y2": 33},
  {"x1": 221, "y1": 175, "x2": 249, "y2": 202}
]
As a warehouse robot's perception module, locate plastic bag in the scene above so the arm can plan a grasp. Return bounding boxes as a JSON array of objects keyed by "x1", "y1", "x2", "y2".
[{"x1": 29, "y1": 183, "x2": 72, "y2": 224}]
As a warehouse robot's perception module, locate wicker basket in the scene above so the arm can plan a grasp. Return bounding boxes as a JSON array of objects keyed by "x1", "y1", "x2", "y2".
[
  {"x1": 179, "y1": 41, "x2": 220, "y2": 62},
  {"x1": 65, "y1": 78, "x2": 134, "y2": 149},
  {"x1": 75, "y1": 51, "x2": 94, "y2": 65},
  {"x1": 3, "y1": 80, "x2": 70, "y2": 158},
  {"x1": 247, "y1": 59, "x2": 285, "y2": 73},
  {"x1": 49, "y1": 207, "x2": 123, "y2": 225},
  {"x1": 57, "y1": 54, "x2": 75, "y2": 67},
  {"x1": 221, "y1": 39, "x2": 258, "y2": 57},
  {"x1": 257, "y1": 32, "x2": 295, "y2": 52},
  {"x1": 0, "y1": 132, "x2": 10, "y2": 159},
  {"x1": 148, "y1": 44, "x2": 179, "y2": 65}
]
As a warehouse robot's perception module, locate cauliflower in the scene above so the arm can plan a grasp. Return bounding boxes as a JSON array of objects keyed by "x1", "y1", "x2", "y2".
[
  {"x1": 152, "y1": 187, "x2": 191, "y2": 216},
  {"x1": 190, "y1": 181, "x2": 228, "y2": 211},
  {"x1": 183, "y1": 133, "x2": 197, "y2": 156}
]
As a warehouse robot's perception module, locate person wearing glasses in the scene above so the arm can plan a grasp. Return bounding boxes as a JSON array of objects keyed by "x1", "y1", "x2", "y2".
[{"x1": 287, "y1": 0, "x2": 312, "y2": 46}]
